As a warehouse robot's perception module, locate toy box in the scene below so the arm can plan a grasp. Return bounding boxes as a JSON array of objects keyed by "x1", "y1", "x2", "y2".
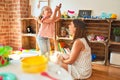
[{"x1": 110, "y1": 51, "x2": 120, "y2": 65}]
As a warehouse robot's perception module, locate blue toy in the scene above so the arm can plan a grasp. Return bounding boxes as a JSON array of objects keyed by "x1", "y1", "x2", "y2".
[
  {"x1": 0, "y1": 72, "x2": 17, "y2": 80},
  {"x1": 92, "y1": 54, "x2": 96, "y2": 61}
]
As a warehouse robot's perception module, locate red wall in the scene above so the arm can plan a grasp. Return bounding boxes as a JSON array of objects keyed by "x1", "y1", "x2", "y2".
[{"x1": 0, "y1": 0, "x2": 30, "y2": 50}]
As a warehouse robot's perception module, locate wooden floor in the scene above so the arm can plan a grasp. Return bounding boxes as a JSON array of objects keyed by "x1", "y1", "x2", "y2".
[{"x1": 86, "y1": 63, "x2": 120, "y2": 80}]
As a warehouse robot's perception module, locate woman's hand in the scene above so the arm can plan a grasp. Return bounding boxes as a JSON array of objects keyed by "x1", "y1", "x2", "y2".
[
  {"x1": 57, "y1": 54, "x2": 63, "y2": 61},
  {"x1": 62, "y1": 54, "x2": 69, "y2": 60}
]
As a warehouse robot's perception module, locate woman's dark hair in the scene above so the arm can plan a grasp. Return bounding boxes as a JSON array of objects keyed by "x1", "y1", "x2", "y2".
[
  {"x1": 72, "y1": 19, "x2": 86, "y2": 41},
  {"x1": 68, "y1": 19, "x2": 88, "y2": 49}
]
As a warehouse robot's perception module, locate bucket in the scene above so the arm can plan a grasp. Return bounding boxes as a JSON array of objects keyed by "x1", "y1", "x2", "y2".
[{"x1": 21, "y1": 56, "x2": 48, "y2": 73}]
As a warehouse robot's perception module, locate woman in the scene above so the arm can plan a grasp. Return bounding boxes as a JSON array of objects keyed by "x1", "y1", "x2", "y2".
[{"x1": 57, "y1": 19, "x2": 92, "y2": 79}]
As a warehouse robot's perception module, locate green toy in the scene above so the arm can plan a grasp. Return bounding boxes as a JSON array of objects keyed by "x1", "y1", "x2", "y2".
[{"x1": 0, "y1": 46, "x2": 12, "y2": 67}]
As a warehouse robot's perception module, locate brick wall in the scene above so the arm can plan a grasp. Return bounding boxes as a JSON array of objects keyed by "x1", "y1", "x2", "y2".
[
  {"x1": 0, "y1": 0, "x2": 9, "y2": 46},
  {"x1": 0, "y1": 0, "x2": 30, "y2": 50}
]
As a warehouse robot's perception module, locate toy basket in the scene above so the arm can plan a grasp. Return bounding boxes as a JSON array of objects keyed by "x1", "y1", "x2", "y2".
[
  {"x1": 0, "y1": 46, "x2": 12, "y2": 67},
  {"x1": 21, "y1": 55, "x2": 48, "y2": 73}
]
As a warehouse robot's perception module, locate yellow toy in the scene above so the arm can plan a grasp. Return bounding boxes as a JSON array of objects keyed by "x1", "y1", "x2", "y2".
[
  {"x1": 111, "y1": 14, "x2": 117, "y2": 19},
  {"x1": 61, "y1": 11, "x2": 70, "y2": 18},
  {"x1": 21, "y1": 55, "x2": 48, "y2": 73}
]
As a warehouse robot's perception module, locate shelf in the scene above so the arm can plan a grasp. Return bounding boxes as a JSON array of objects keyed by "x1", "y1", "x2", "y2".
[
  {"x1": 88, "y1": 39, "x2": 108, "y2": 45},
  {"x1": 55, "y1": 19, "x2": 120, "y2": 66},
  {"x1": 60, "y1": 18, "x2": 109, "y2": 21},
  {"x1": 110, "y1": 64, "x2": 120, "y2": 68},
  {"x1": 20, "y1": 18, "x2": 35, "y2": 20},
  {"x1": 56, "y1": 37, "x2": 73, "y2": 40},
  {"x1": 22, "y1": 36, "x2": 36, "y2": 49},
  {"x1": 39, "y1": 0, "x2": 49, "y2": 2},
  {"x1": 109, "y1": 40, "x2": 120, "y2": 45},
  {"x1": 87, "y1": 23, "x2": 109, "y2": 25},
  {"x1": 109, "y1": 48, "x2": 120, "y2": 52},
  {"x1": 89, "y1": 41, "x2": 107, "y2": 45},
  {"x1": 21, "y1": 18, "x2": 38, "y2": 50},
  {"x1": 21, "y1": 19, "x2": 37, "y2": 34},
  {"x1": 22, "y1": 33, "x2": 36, "y2": 37},
  {"x1": 60, "y1": 18, "x2": 79, "y2": 20}
]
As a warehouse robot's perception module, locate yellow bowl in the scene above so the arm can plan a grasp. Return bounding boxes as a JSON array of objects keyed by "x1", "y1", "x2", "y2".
[{"x1": 21, "y1": 56, "x2": 48, "y2": 73}]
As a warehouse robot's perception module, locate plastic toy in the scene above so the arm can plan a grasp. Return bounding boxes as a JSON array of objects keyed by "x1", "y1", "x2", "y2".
[
  {"x1": 19, "y1": 48, "x2": 24, "y2": 51},
  {"x1": 21, "y1": 55, "x2": 48, "y2": 73},
  {"x1": 61, "y1": 11, "x2": 70, "y2": 18},
  {"x1": 96, "y1": 36, "x2": 105, "y2": 42},
  {"x1": 68, "y1": 10, "x2": 75, "y2": 14},
  {"x1": 111, "y1": 14, "x2": 117, "y2": 19},
  {"x1": 0, "y1": 72, "x2": 17, "y2": 80},
  {"x1": 41, "y1": 72, "x2": 58, "y2": 80},
  {"x1": 0, "y1": 46, "x2": 12, "y2": 67},
  {"x1": 0, "y1": 76, "x2": 3, "y2": 80},
  {"x1": 100, "y1": 12, "x2": 107, "y2": 19},
  {"x1": 87, "y1": 34, "x2": 96, "y2": 41},
  {"x1": 100, "y1": 12, "x2": 117, "y2": 19},
  {"x1": 68, "y1": 10, "x2": 75, "y2": 18},
  {"x1": 92, "y1": 54, "x2": 96, "y2": 61}
]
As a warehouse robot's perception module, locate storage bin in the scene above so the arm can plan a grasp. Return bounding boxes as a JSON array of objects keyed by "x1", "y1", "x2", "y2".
[{"x1": 110, "y1": 51, "x2": 120, "y2": 65}]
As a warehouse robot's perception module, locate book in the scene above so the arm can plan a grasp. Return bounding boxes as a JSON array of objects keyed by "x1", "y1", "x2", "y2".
[{"x1": 63, "y1": 48, "x2": 71, "y2": 54}]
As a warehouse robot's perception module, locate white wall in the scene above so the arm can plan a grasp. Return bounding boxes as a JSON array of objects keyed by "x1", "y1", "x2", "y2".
[
  {"x1": 30, "y1": 0, "x2": 48, "y2": 17},
  {"x1": 30, "y1": 0, "x2": 120, "y2": 19}
]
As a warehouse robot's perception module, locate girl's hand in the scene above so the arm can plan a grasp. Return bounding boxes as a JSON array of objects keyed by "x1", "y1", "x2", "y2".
[
  {"x1": 58, "y1": 3, "x2": 62, "y2": 9},
  {"x1": 55, "y1": 3, "x2": 62, "y2": 11},
  {"x1": 55, "y1": 6, "x2": 60, "y2": 11},
  {"x1": 57, "y1": 3, "x2": 62, "y2": 10}
]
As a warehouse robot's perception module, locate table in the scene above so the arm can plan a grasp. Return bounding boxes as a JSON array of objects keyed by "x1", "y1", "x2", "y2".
[{"x1": 0, "y1": 60, "x2": 73, "y2": 80}]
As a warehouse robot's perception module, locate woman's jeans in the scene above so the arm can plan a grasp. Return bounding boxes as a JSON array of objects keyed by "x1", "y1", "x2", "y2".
[{"x1": 36, "y1": 35, "x2": 50, "y2": 55}]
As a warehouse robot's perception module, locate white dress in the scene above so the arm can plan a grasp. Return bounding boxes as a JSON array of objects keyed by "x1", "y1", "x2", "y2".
[{"x1": 68, "y1": 38, "x2": 92, "y2": 79}]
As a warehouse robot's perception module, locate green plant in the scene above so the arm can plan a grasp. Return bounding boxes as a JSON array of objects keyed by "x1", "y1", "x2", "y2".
[{"x1": 113, "y1": 27, "x2": 120, "y2": 36}]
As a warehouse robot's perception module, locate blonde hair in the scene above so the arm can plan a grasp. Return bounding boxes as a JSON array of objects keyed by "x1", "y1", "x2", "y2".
[{"x1": 39, "y1": 6, "x2": 52, "y2": 19}]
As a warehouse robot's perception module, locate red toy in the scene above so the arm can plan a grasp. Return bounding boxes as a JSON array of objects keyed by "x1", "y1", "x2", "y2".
[{"x1": 0, "y1": 76, "x2": 3, "y2": 80}]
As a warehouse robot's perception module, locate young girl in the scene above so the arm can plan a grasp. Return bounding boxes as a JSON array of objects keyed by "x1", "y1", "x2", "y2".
[
  {"x1": 36, "y1": 4, "x2": 61, "y2": 55},
  {"x1": 57, "y1": 19, "x2": 92, "y2": 79}
]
